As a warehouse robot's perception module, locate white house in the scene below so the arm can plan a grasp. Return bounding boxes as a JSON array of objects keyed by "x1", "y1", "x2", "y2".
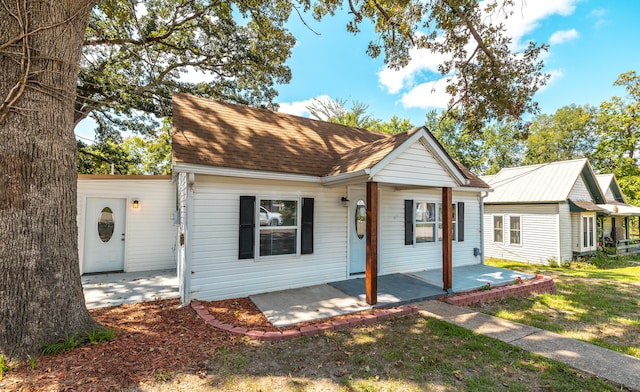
[
  {"x1": 482, "y1": 158, "x2": 640, "y2": 264},
  {"x1": 171, "y1": 93, "x2": 490, "y2": 305},
  {"x1": 77, "y1": 175, "x2": 176, "y2": 275}
]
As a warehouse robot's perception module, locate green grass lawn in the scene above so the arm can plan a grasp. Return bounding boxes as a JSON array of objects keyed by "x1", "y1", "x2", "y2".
[
  {"x1": 158, "y1": 315, "x2": 622, "y2": 391},
  {"x1": 482, "y1": 257, "x2": 640, "y2": 358}
]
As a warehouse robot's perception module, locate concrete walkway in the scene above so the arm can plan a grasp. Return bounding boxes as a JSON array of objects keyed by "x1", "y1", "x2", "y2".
[{"x1": 415, "y1": 300, "x2": 640, "y2": 391}]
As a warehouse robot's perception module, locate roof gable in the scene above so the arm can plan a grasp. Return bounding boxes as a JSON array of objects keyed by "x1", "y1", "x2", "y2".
[
  {"x1": 172, "y1": 93, "x2": 487, "y2": 188},
  {"x1": 482, "y1": 158, "x2": 605, "y2": 204},
  {"x1": 596, "y1": 174, "x2": 626, "y2": 203}
]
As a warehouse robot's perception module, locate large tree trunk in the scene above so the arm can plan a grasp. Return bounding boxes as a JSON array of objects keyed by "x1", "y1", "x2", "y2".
[{"x1": 0, "y1": 0, "x2": 99, "y2": 359}]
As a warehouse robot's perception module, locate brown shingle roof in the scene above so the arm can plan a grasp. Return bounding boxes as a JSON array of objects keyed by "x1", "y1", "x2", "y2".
[{"x1": 172, "y1": 93, "x2": 488, "y2": 188}]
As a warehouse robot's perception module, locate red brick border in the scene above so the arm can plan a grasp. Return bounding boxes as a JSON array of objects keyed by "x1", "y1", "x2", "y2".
[
  {"x1": 191, "y1": 302, "x2": 418, "y2": 341},
  {"x1": 445, "y1": 275, "x2": 557, "y2": 306}
]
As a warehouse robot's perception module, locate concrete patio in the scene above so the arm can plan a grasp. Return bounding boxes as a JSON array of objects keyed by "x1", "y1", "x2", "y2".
[{"x1": 82, "y1": 269, "x2": 179, "y2": 309}]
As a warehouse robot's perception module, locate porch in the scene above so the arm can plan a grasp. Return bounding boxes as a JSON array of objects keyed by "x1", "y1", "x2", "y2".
[{"x1": 250, "y1": 264, "x2": 534, "y2": 327}]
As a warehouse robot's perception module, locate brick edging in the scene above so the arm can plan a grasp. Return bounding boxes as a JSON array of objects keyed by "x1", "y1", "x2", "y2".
[
  {"x1": 190, "y1": 302, "x2": 418, "y2": 341},
  {"x1": 445, "y1": 274, "x2": 557, "y2": 306}
]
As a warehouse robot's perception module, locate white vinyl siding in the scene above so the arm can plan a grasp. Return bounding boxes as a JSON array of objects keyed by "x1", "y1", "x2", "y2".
[
  {"x1": 373, "y1": 143, "x2": 459, "y2": 188},
  {"x1": 568, "y1": 175, "x2": 593, "y2": 202},
  {"x1": 484, "y1": 204, "x2": 561, "y2": 264},
  {"x1": 558, "y1": 202, "x2": 573, "y2": 262},
  {"x1": 77, "y1": 177, "x2": 177, "y2": 274},
  {"x1": 379, "y1": 187, "x2": 482, "y2": 274},
  {"x1": 189, "y1": 175, "x2": 346, "y2": 300}
]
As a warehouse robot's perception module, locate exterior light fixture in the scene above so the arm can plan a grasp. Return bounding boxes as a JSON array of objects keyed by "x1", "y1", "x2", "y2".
[
  {"x1": 340, "y1": 196, "x2": 350, "y2": 207},
  {"x1": 132, "y1": 199, "x2": 140, "y2": 209}
]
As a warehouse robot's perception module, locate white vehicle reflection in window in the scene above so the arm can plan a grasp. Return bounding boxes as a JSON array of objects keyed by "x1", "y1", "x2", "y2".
[{"x1": 259, "y1": 206, "x2": 283, "y2": 226}]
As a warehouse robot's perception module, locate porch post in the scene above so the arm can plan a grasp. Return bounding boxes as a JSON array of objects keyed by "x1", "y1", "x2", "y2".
[
  {"x1": 442, "y1": 187, "x2": 452, "y2": 291},
  {"x1": 366, "y1": 181, "x2": 378, "y2": 305}
]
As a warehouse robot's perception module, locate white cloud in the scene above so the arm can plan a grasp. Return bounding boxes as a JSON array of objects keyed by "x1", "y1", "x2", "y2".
[
  {"x1": 549, "y1": 29, "x2": 579, "y2": 45},
  {"x1": 277, "y1": 95, "x2": 330, "y2": 117},
  {"x1": 377, "y1": 0, "x2": 580, "y2": 97},
  {"x1": 400, "y1": 79, "x2": 451, "y2": 110},
  {"x1": 537, "y1": 69, "x2": 564, "y2": 93}
]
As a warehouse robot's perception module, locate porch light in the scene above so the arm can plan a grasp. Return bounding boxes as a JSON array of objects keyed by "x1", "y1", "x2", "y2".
[
  {"x1": 340, "y1": 196, "x2": 350, "y2": 207},
  {"x1": 132, "y1": 199, "x2": 140, "y2": 209}
]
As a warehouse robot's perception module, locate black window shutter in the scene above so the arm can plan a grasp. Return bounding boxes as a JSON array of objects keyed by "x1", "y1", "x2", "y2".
[
  {"x1": 404, "y1": 200, "x2": 414, "y2": 245},
  {"x1": 239, "y1": 196, "x2": 255, "y2": 259},
  {"x1": 457, "y1": 202, "x2": 465, "y2": 242},
  {"x1": 301, "y1": 198, "x2": 314, "y2": 254}
]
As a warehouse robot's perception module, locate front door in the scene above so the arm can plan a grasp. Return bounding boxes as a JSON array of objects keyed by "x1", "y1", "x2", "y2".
[
  {"x1": 349, "y1": 189, "x2": 367, "y2": 275},
  {"x1": 83, "y1": 198, "x2": 126, "y2": 273}
]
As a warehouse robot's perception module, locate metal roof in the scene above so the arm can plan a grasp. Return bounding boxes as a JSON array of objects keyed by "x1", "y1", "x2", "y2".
[{"x1": 481, "y1": 158, "x2": 604, "y2": 204}]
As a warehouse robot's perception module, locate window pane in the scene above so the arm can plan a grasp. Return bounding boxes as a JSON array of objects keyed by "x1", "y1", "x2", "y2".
[
  {"x1": 259, "y1": 199, "x2": 298, "y2": 256},
  {"x1": 437, "y1": 203, "x2": 456, "y2": 241},
  {"x1": 416, "y1": 202, "x2": 435, "y2": 243},
  {"x1": 583, "y1": 217, "x2": 588, "y2": 248},
  {"x1": 355, "y1": 200, "x2": 366, "y2": 239},
  {"x1": 260, "y1": 229, "x2": 297, "y2": 256},
  {"x1": 510, "y1": 216, "x2": 521, "y2": 245},
  {"x1": 97, "y1": 207, "x2": 115, "y2": 243},
  {"x1": 260, "y1": 199, "x2": 297, "y2": 226},
  {"x1": 493, "y1": 216, "x2": 503, "y2": 242}
]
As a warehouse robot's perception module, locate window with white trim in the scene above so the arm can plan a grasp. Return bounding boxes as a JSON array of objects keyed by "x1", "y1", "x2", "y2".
[
  {"x1": 239, "y1": 196, "x2": 314, "y2": 259},
  {"x1": 509, "y1": 216, "x2": 521, "y2": 245},
  {"x1": 493, "y1": 215, "x2": 503, "y2": 243},
  {"x1": 415, "y1": 202, "x2": 436, "y2": 243},
  {"x1": 583, "y1": 216, "x2": 595, "y2": 248},
  {"x1": 258, "y1": 199, "x2": 298, "y2": 256},
  {"x1": 438, "y1": 203, "x2": 457, "y2": 241}
]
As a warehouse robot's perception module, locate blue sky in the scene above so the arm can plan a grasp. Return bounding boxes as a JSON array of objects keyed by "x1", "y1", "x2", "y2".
[
  {"x1": 275, "y1": 0, "x2": 640, "y2": 126},
  {"x1": 75, "y1": 0, "x2": 640, "y2": 139}
]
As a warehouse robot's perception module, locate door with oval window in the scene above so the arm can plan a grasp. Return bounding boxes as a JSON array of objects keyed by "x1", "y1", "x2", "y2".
[
  {"x1": 83, "y1": 198, "x2": 126, "y2": 273},
  {"x1": 348, "y1": 189, "x2": 367, "y2": 275}
]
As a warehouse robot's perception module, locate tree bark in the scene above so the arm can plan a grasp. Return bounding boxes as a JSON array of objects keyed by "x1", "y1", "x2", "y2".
[{"x1": 0, "y1": 0, "x2": 99, "y2": 359}]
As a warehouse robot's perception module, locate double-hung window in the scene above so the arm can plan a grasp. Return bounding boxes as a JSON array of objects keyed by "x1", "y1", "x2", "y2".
[
  {"x1": 258, "y1": 199, "x2": 298, "y2": 256},
  {"x1": 583, "y1": 216, "x2": 594, "y2": 248},
  {"x1": 415, "y1": 202, "x2": 436, "y2": 243},
  {"x1": 405, "y1": 200, "x2": 464, "y2": 245},
  {"x1": 438, "y1": 203, "x2": 457, "y2": 241},
  {"x1": 509, "y1": 216, "x2": 521, "y2": 245},
  {"x1": 493, "y1": 216, "x2": 503, "y2": 243},
  {"x1": 239, "y1": 196, "x2": 314, "y2": 259}
]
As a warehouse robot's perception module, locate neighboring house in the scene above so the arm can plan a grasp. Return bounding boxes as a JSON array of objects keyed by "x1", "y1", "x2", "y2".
[
  {"x1": 77, "y1": 175, "x2": 176, "y2": 275},
  {"x1": 596, "y1": 173, "x2": 640, "y2": 250},
  {"x1": 481, "y1": 158, "x2": 640, "y2": 264},
  {"x1": 172, "y1": 93, "x2": 490, "y2": 305}
]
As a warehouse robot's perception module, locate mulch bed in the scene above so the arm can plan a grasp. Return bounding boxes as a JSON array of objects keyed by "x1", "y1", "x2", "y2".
[
  {"x1": 0, "y1": 297, "x2": 387, "y2": 391},
  {"x1": 0, "y1": 298, "x2": 259, "y2": 391}
]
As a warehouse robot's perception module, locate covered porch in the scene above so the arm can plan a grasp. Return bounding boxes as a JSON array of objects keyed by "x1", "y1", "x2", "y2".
[{"x1": 251, "y1": 263, "x2": 535, "y2": 327}]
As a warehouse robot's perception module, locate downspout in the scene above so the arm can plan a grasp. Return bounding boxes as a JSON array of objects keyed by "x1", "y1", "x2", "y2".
[
  {"x1": 179, "y1": 172, "x2": 195, "y2": 307},
  {"x1": 479, "y1": 191, "x2": 488, "y2": 265}
]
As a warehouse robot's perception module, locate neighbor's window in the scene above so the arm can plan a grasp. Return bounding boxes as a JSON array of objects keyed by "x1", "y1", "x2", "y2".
[
  {"x1": 583, "y1": 216, "x2": 594, "y2": 248},
  {"x1": 437, "y1": 203, "x2": 457, "y2": 241},
  {"x1": 509, "y1": 216, "x2": 521, "y2": 245},
  {"x1": 493, "y1": 215, "x2": 503, "y2": 243},
  {"x1": 258, "y1": 199, "x2": 298, "y2": 256},
  {"x1": 415, "y1": 202, "x2": 436, "y2": 243}
]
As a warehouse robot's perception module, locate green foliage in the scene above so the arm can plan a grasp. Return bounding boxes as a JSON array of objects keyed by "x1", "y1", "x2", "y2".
[
  {"x1": 524, "y1": 104, "x2": 598, "y2": 165},
  {"x1": 425, "y1": 109, "x2": 525, "y2": 175},
  {"x1": 0, "y1": 355, "x2": 13, "y2": 380},
  {"x1": 41, "y1": 328, "x2": 115, "y2": 356},
  {"x1": 306, "y1": 97, "x2": 414, "y2": 134},
  {"x1": 79, "y1": 0, "x2": 296, "y2": 137},
  {"x1": 27, "y1": 355, "x2": 36, "y2": 370},
  {"x1": 78, "y1": 123, "x2": 171, "y2": 175},
  {"x1": 312, "y1": 1, "x2": 548, "y2": 133}
]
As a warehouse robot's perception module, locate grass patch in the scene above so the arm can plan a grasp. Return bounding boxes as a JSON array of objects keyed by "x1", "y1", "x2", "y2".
[
  {"x1": 40, "y1": 327, "x2": 115, "y2": 355},
  {"x1": 0, "y1": 355, "x2": 13, "y2": 381},
  {"x1": 481, "y1": 258, "x2": 640, "y2": 358},
  {"x1": 198, "y1": 315, "x2": 619, "y2": 391}
]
